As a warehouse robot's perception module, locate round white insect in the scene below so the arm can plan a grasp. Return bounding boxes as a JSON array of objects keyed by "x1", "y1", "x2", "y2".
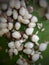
[
  {"x1": 12, "y1": 31, "x2": 21, "y2": 39},
  {"x1": 31, "y1": 34, "x2": 39, "y2": 43},
  {"x1": 24, "y1": 13, "x2": 32, "y2": 19},
  {"x1": 18, "y1": 15, "x2": 23, "y2": 22},
  {"x1": 23, "y1": 34, "x2": 28, "y2": 39},
  {"x1": 23, "y1": 48, "x2": 32, "y2": 54},
  {"x1": 19, "y1": 7, "x2": 26, "y2": 16},
  {"x1": 13, "y1": 10, "x2": 18, "y2": 20},
  {"x1": 8, "y1": 23, "x2": 13, "y2": 30},
  {"x1": 22, "y1": 19, "x2": 30, "y2": 24},
  {"x1": 31, "y1": 16, "x2": 38, "y2": 23},
  {"x1": 8, "y1": 41, "x2": 15, "y2": 49},
  {"x1": 28, "y1": 22, "x2": 36, "y2": 28},
  {"x1": 6, "y1": 8, "x2": 12, "y2": 16},
  {"x1": 15, "y1": 41, "x2": 21, "y2": 48},
  {"x1": 25, "y1": 28, "x2": 34, "y2": 35},
  {"x1": 32, "y1": 53, "x2": 40, "y2": 62},
  {"x1": 15, "y1": 22, "x2": 21, "y2": 30},
  {"x1": 39, "y1": 43, "x2": 48, "y2": 51},
  {"x1": 24, "y1": 42, "x2": 34, "y2": 48}
]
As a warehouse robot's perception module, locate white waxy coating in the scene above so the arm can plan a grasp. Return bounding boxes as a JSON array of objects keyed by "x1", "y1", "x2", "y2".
[
  {"x1": 18, "y1": 15, "x2": 23, "y2": 22},
  {"x1": 1, "y1": 3, "x2": 7, "y2": 10},
  {"x1": 13, "y1": 10, "x2": 18, "y2": 20},
  {"x1": 0, "y1": 17, "x2": 7, "y2": 23},
  {"x1": 24, "y1": 42, "x2": 34, "y2": 48},
  {"x1": 6, "y1": 8, "x2": 12, "y2": 16},
  {"x1": 39, "y1": 0, "x2": 48, "y2": 8},
  {"x1": 14, "y1": 0, "x2": 20, "y2": 9},
  {"x1": 23, "y1": 48, "x2": 32, "y2": 54},
  {"x1": 8, "y1": 23, "x2": 13, "y2": 30},
  {"x1": 20, "y1": 0, "x2": 26, "y2": 8},
  {"x1": 25, "y1": 28, "x2": 34, "y2": 35},
  {"x1": 28, "y1": 22, "x2": 36, "y2": 28},
  {"x1": 13, "y1": 49, "x2": 18, "y2": 55},
  {"x1": 15, "y1": 41, "x2": 21, "y2": 48},
  {"x1": 23, "y1": 34, "x2": 28, "y2": 39},
  {"x1": 15, "y1": 22, "x2": 21, "y2": 30},
  {"x1": 0, "y1": 23, "x2": 7, "y2": 28},
  {"x1": 32, "y1": 53, "x2": 40, "y2": 62},
  {"x1": 8, "y1": 41, "x2": 15, "y2": 48},
  {"x1": 22, "y1": 19, "x2": 30, "y2": 24},
  {"x1": 31, "y1": 34, "x2": 39, "y2": 43},
  {"x1": 24, "y1": 13, "x2": 32, "y2": 19},
  {"x1": 39, "y1": 43, "x2": 47, "y2": 51},
  {"x1": 31, "y1": 16, "x2": 38, "y2": 23},
  {"x1": 45, "y1": 13, "x2": 49, "y2": 20},
  {"x1": 19, "y1": 7, "x2": 26, "y2": 16},
  {"x1": 9, "y1": 0, "x2": 15, "y2": 8},
  {"x1": 12, "y1": 31, "x2": 21, "y2": 39}
]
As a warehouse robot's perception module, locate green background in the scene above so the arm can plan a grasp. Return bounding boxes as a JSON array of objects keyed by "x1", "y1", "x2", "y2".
[{"x1": 0, "y1": 0, "x2": 49, "y2": 65}]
